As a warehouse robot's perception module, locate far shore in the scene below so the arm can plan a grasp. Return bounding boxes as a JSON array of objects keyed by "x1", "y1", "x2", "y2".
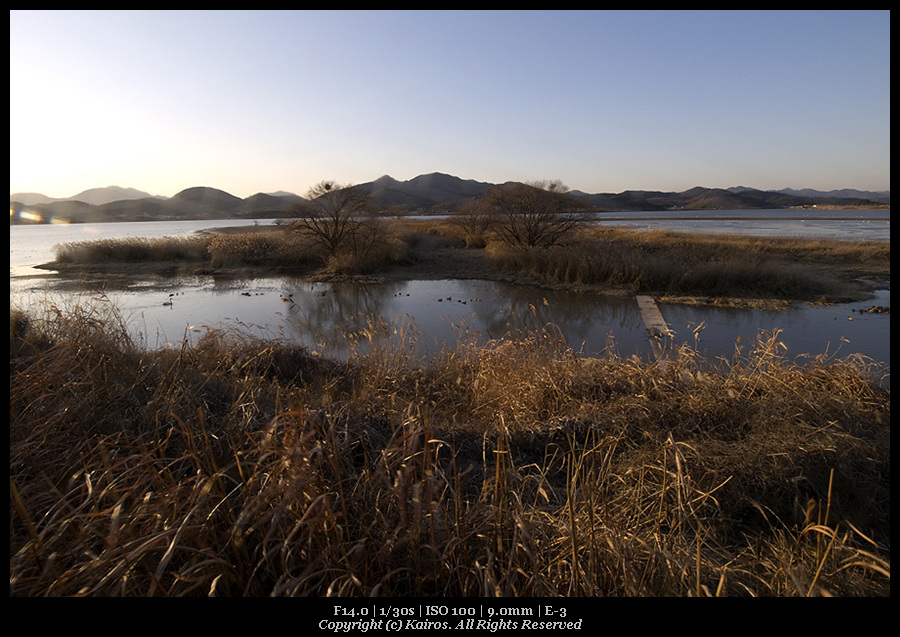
[{"x1": 7, "y1": 203, "x2": 890, "y2": 227}]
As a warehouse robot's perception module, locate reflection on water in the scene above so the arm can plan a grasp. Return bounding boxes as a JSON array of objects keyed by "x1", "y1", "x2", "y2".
[
  {"x1": 9, "y1": 214, "x2": 890, "y2": 385},
  {"x1": 11, "y1": 277, "x2": 651, "y2": 359},
  {"x1": 661, "y1": 289, "x2": 891, "y2": 374},
  {"x1": 10, "y1": 274, "x2": 890, "y2": 386}
]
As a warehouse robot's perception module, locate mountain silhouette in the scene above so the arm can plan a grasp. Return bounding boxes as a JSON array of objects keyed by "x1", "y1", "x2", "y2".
[
  {"x1": 10, "y1": 174, "x2": 889, "y2": 224},
  {"x1": 359, "y1": 172, "x2": 494, "y2": 209},
  {"x1": 10, "y1": 186, "x2": 159, "y2": 207}
]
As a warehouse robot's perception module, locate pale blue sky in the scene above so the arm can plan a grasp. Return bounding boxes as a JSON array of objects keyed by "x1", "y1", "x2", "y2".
[{"x1": 10, "y1": 10, "x2": 890, "y2": 199}]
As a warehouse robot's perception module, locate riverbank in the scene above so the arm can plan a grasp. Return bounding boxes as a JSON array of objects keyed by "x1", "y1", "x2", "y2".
[
  {"x1": 9, "y1": 301, "x2": 891, "y2": 596},
  {"x1": 34, "y1": 220, "x2": 890, "y2": 311}
]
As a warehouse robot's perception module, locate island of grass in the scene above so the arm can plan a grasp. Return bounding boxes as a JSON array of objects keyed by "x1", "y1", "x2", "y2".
[{"x1": 41, "y1": 218, "x2": 890, "y2": 310}]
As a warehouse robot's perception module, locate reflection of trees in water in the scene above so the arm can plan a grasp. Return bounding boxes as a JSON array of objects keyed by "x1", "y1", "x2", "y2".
[
  {"x1": 474, "y1": 282, "x2": 645, "y2": 354},
  {"x1": 280, "y1": 280, "x2": 405, "y2": 355},
  {"x1": 267, "y1": 277, "x2": 651, "y2": 358}
]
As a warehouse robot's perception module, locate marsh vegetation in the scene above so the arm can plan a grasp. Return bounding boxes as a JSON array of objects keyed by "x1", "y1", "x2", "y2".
[
  {"x1": 9, "y1": 300, "x2": 890, "y2": 596},
  {"x1": 46, "y1": 217, "x2": 889, "y2": 308},
  {"x1": 11, "y1": 190, "x2": 890, "y2": 596}
]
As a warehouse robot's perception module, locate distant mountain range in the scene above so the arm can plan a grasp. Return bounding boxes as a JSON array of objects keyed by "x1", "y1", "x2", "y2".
[
  {"x1": 10, "y1": 186, "x2": 162, "y2": 207},
  {"x1": 9, "y1": 174, "x2": 890, "y2": 224},
  {"x1": 574, "y1": 185, "x2": 890, "y2": 212},
  {"x1": 10, "y1": 186, "x2": 307, "y2": 224}
]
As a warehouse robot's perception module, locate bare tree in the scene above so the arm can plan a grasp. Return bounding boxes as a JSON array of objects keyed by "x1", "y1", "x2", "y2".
[
  {"x1": 481, "y1": 180, "x2": 593, "y2": 248},
  {"x1": 291, "y1": 180, "x2": 374, "y2": 259},
  {"x1": 448, "y1": 197, "x2": 493, "y2": 247}
]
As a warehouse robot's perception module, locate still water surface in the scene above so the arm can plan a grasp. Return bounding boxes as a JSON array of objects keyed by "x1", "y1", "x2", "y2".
[
  {"x1": 592, "y1": 208, "x2": 890, "y2": 241},
  {"x1": 9, "y1": 213, "x2": 890, "y2": 385}
]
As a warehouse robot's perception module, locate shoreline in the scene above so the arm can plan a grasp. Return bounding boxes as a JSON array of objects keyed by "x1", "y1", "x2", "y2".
[
  {"x1": 25, "y1": 255, "x2": 889, "y2": 313},
  {"x1": 7, "y1": 204, "x2": 890, "y2": 228},
  {"x1": 16, "y1": 219, "x2": 890, "y2": 311}
]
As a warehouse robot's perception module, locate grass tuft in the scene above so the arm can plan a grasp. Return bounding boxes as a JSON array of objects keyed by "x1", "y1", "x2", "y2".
[{"x1": 10, "y1": 303, "x2": 890, "y2": 596}]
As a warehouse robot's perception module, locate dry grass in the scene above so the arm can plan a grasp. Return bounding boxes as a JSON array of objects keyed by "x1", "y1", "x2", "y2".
[
  {"x1": 10, "y1": 302, "x2": 890, "y2": 597},
  {"x1": 487, "y1": 226, "x2": 889, "y2": 304},
  {"x1": 44, "y1": 221, "x2": 888, "y2": 306},
  {"x1": 48, "y1": 228, "x2": 410, "y2": 277},
  {"x1": 53, "y1": 235, "x2": 214, "y2": 265}
]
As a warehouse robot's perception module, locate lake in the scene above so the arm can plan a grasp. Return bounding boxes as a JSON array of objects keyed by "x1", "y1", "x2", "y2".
[
  {"x1": 592, "y1": 208, "x2": 890, "y2": 241},
  {"x1": 9, "y1": 211, "x2": 890, "y2": 385}
]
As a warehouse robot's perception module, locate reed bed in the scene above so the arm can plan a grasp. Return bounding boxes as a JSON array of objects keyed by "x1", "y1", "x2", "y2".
[
  {"x1": 49, "y1": 228, "x2": 410, "y2": 276},
  {"x1": 487, "y1": 226, "x2": 888, "y2": 303},
  {"x1": 53, "y1": 235, "x2": 215, "y2": 265},
  {"x1": 10, "y1": 302, "x2": 890, "y2": 597},
  {"x1": 45, "y1": 222, "x2": 888, "y2": 305}
]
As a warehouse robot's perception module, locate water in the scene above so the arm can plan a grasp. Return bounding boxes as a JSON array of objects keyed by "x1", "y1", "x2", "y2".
[
  {"x1": 9, "y1": 210, "x2": 889, "y2": 277},
  {"x1": 593, "y1": 208, "x2": 890, "y2": 241},
  {"x1": 9, "y1": 210, "x2": 891, "y2": 276},
  {"x1": 9, "y1": 218, "x2": 280, "y2": 277},
  {"x1": 661, "y1": 289, "x2": 891, "y2": 371},
  {"x1": 9, "y1": 275, "x2": 647, "y2": 354},
  {"x1": 9, "y1": 213, "x2": 890, "y2": 385}
]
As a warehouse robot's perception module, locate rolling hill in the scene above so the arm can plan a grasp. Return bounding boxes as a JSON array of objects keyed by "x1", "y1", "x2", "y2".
[
  {"x1": 10, "y1": 186, "x2": 160, "y2": 207},
  {"x1": 10, "y1": 174, "x2": 889, "y2": 224}
]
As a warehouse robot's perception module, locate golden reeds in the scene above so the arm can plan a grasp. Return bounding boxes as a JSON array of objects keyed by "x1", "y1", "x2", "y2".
[
  {"x1": 43, "y1": 221, "x2": 889, "y2": 306},
  {"x1": 49, "y1": 227, "x2": 411, "y2": 277},
  {"x1": 10, "y1": 302, "x2": 890, "y2": 597},
  {"x1": 486, "y1": 226, "x2": 888, "y2": 303}
]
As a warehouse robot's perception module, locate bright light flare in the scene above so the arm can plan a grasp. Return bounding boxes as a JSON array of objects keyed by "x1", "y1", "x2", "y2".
[{"x1": 10, "y1": 207, "x2": 71, "y2": 224}]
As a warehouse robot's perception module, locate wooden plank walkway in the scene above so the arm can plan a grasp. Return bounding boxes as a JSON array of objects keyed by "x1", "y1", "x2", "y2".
[{"x1": 635, "y1": 295, "x2": 674, "y2": 363}]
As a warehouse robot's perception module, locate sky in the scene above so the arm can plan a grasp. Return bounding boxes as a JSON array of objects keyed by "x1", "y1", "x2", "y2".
[{"x1": 9, "y1": 10, "x2": 891, "y2": 200}]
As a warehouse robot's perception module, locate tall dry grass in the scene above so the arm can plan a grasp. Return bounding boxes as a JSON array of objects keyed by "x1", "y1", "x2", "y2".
[
  {"x1": 50, "y1": 227, "x2": 411, "y2": 276},
  {"x1": 487, "y1": 226, "x2": 889, "y2": 303},
  {"x1": 9, "y1": 303, "x2": 890, "y2": 597},
  {"x1": 46, "y1": 221, "x2": 888, "y2": 305},
  {"x1": 53, "y1": 236, "x2": 214, "y2": 265}
]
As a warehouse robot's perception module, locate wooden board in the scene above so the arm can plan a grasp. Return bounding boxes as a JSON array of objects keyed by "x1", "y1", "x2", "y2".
[
  {"x1": 635, "y1": 295, "x2": 671, "y2": 337},
  {"x1": 635, "y1": 295, "x2": 673, "y2": 363}
]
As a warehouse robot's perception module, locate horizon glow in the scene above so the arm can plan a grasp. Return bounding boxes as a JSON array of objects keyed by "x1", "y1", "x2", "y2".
[{"x1": 10, "y1": 10, "x2": 890, "y2": 200}]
